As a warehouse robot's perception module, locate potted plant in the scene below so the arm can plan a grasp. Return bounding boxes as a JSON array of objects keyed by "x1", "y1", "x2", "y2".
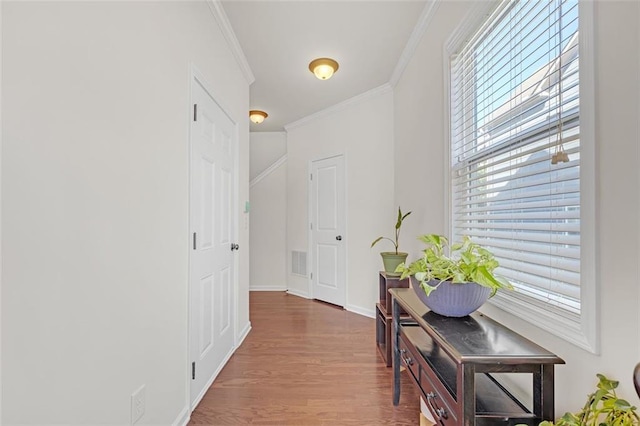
[
  {"x1": 397, "y1": 234, "x2": 512, "y2": 317},
  {"x1": 371, "y1": 207, "x2": 412, "y2": 276},
  {"x1": 519, "y1": 373, "x2": 639, "y2": 425}
]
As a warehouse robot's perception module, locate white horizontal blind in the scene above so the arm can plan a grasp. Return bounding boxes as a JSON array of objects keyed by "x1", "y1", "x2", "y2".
[{"x1": 450, "y1": 0, "x2": 580, "y2": 317}]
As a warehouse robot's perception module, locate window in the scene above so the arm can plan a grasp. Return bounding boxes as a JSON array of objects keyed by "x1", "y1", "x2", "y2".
[{"x1": 448, "y1": 0, "x2": 596, "y2": 351}]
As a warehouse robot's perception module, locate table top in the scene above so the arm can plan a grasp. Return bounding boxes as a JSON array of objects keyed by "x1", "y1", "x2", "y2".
[{"x1": 390, "y1": 288, "x2": 565, "y2": 365}]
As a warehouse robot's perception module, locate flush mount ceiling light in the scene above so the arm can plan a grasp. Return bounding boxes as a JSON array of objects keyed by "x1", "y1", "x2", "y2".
[
  {"x1": 308, "y1": 58, "x2": 339, "y2": 80},
  {"x1": 249, "y1": 110, "x2": 268, "y2": 124}
]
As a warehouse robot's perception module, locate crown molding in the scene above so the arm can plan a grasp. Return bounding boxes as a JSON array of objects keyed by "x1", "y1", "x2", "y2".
[
  {"x1": 284, "y1": 83, "x2": 393, "y2": 131},
  {"x1": 206, "y1": 0, "x2": 255, "y2": 85},
  {"x1": 389, "y1": 0, "x2": 440, "y2": 87}
]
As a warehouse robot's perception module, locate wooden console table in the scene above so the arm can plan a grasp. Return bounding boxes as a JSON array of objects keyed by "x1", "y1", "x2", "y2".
[{"x1": 390, "y1": 288, "x2": 564, "y2": 425}]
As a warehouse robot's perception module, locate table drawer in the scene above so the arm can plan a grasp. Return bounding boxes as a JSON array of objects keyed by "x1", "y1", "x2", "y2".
[
  {"x1": 420, "y1": 366, "x2": 458, "y2": 426},
  {"x1": 398, "y1": 330, "x2": 420, "y2": 380}
]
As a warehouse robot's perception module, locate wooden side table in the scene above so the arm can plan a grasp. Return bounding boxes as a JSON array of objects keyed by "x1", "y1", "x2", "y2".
[
  {"x1": 375, "y1": 272, "x2": 409, "y2": 366},
  {"x1": 390, "y1": 288, "x2": 564, "y2": 425}
]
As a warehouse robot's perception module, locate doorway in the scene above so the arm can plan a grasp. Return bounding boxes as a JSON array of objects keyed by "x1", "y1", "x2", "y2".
[
  {"x1": 309, "y1": 155, "x2": 346, "y2": 307},
  {"x1": 189, "y1": 70, "x2": 237, "y2": 409}
]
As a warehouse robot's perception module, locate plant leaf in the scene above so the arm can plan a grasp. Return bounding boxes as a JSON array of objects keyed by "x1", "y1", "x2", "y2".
[{"x1": 370, "y1": 236, "x2": 384, "y2": 248}]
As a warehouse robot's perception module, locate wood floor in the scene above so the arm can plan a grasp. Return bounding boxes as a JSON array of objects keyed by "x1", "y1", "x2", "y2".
[{"x1": 189, "y1": 292, "x2": 421, "y2": 425}]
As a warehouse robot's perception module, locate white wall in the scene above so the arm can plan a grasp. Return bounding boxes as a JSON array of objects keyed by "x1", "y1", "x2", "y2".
[
  {"x1": 1, "y1": 2, "x2": 250, "y2": 424},
  {"x1": 394, "y1": 0, "x2": 640, "y2": 415},
  {"x1": 249, "y1": 132, "x2": 287, "y2": 291},
  {"x1": 285, "y1": 87, "x2": 395, "y2": 316},
  {"x1": 250, "y1": 131, "x2": 287, "y2": 181}
]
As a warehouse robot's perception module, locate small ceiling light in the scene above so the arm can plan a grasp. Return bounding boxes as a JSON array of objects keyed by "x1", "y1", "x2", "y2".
[
  {"x1": 249, "y1": 110, "x2": 268, "y2": 124},
  {"x1": 309, "y1": 58, "x2": 339, "y2": 80}
]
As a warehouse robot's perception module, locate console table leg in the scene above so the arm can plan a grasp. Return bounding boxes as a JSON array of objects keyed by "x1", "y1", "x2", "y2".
[
  {"x1": 392, "y1": 298, "x2": 401, "y2": 406},
  {"x1": 541, "y1": 364, "x2": 555, "y2": 420},
  {"x1": 461, "y1": 364, "x2": 475, "y2": 425}
]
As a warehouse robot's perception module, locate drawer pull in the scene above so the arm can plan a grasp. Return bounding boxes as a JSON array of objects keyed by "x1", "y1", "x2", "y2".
[
  {"x1": 426, "y1": 391, "x2": 448, "y2": 420},
  {"x1": 399, "y1": 348, "x2": 414, "y2": 366}
]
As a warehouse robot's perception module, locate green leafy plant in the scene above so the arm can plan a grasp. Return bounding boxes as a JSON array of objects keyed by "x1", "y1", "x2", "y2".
[
  {"x1": 397, "y1": 234, "x2": 512, "y2": 297},
  {"x1": 370, "y1": 207, "x2": 412, "y2": 255},
  {"x1": 523, "y1": 374, "x2": 639, "y2": 426}
]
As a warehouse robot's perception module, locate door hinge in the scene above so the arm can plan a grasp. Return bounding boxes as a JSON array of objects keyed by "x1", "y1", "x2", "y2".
[
  {"x1": 310, "y1": 272, "x2": 313, "y2": 280},
  {"x1": 192, "y1": 362, "x2": 196, "y2": 380},
  {"x1": 310, "y1": 173, "x2": 313, "y2": 180},
  {"x1": 193, "y1": 104, "x2": 198, "y2": 121},
  {"x1": 193, "y1": 232, "x2": 197, "y2": 250}
]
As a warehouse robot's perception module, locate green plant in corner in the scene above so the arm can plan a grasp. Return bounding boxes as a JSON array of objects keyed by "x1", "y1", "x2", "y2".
[
  {"x1": 370, "y1": 207, "x2": 412, "y2": 255},
  {"x1": 519, "y1": 374, "x2": 639, "y2": 426},
  {"x1": 371, "y1": 207, "x2": 412, "y2": 276},
  {"x1": 397, "y1": 234, "x2": 512, "y2": 297}
]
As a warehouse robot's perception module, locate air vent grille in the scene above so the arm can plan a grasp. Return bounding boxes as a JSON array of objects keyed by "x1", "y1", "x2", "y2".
[{"x1": 291, "y1": 251, "x2": 307, "y2": 277}]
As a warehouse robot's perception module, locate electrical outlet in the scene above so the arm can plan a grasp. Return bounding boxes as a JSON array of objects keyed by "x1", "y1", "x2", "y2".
[{"x1": 131, "y1": 385, "x2": 146, "y2": 425}]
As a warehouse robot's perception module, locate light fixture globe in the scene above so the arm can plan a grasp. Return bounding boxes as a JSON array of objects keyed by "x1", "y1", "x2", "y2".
[
  {"x1": 309, "y1": 58, "x2": 339, "y2": 80},
  {"x1": 249, "y1": 110, "x2": 268, "y2": 124}
]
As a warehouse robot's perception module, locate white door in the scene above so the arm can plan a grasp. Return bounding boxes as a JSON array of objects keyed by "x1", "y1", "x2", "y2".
[
  {"x1": 310, "y1": 155, "x2": 346, "y2": 307},
  {"x1": 189, "y1": 75, "x2": 236, "y2": 408}
]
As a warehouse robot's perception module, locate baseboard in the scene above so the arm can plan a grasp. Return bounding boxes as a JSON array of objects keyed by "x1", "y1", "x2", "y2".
[
  {"x1": 249, "y1": 287, "x2": 287, "y2": 291},
  {"x1": 286, "y1": 288, "x2": 310, "y2": 299},
  {"x1": 172, "y1": 405, "x2": 190, "y2": 426},
  {"x1": 236, "y1": 321, "x2": 252, "y2": 347},
  {"x1": 346, "y1": 304, "x2": 376, "y2": 319}
]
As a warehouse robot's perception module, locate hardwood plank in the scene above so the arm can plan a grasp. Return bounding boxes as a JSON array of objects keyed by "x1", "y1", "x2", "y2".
[{"x1": 189, "y1": 292, "x2": 421, "y2": 425}]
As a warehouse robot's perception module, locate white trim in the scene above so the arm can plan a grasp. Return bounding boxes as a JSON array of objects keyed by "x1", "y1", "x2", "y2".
[
  {"x1": 249, "y1": 287, "x2": 287, "y2": 292},
  {"x1": 236, "y1": 321, "x2": 252, "y2": 348},
  {"x1": 444, "y1": 0, "x2": 497, "y2": 54},
  {"x1": 184, "y1": 64, "x2": 195, "y2": 424},
  {"x1": 389, "y1": 0, "x2": 440, "y2": 87},
  {"x1": 286, "y1": 288, "x2": 311, "y2": 299},
  {"x1": 576, "y1": 0, "x2": 598, "y2": 354},
  {"x1": 307, "y1": 159, "x2": 314, "y2": 300},
  {"x1": 205, "y1": 0, "x2": 255, "y2": 85},
  {"x1": 346, "y1": 304, "x2": 375, "y2": 319},
  {"x1": 442, "y1": 30, "x2": 452, "y2": 240},
  {"x1": 284, "y1": 84, "x2": 392, "y2": 131},
  {"x1": 0, "y1": 0, "x2": 3, "y2": 420},
  {"x1": 172, "y1": 406, "x2": 190, "y2": 426},
  {"x1": 249, "y1": 154, "x2": 287, "y2": 188},
  {"x1": 445, "y1": 0, "x2": 598, "y2": 353}
]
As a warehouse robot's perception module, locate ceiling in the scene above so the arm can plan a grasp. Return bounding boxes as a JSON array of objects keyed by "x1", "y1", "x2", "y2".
[{"x1": 222, "y1": 0, "x2": 428, "y2": 132}]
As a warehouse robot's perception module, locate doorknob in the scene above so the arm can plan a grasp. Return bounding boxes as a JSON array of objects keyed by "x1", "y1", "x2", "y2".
[
  {"x1": 230, "y1": 243, "x2": 239, "y2": 251},
  {"x1": 336, "y1": 235, "x2": 342, "y2": 241}
]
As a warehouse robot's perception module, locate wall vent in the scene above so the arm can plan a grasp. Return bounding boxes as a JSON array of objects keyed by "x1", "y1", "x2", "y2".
[{"x1": 291, "y1": 251, "x2": 308, "y2": 277}]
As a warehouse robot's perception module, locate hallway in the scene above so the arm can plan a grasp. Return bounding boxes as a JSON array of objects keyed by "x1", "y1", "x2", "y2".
[{"x1": 189, "y1": 292, "x2": 421, "y2": 425}]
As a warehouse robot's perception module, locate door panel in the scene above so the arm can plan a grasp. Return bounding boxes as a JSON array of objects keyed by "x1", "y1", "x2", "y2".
[
  {"x1": 220, "y1": 266, "x2": 231, "y2": 333},
  {"x1": 317, "y1": 244, "x2": 338, "y2": 290},
  {"x1": 200, "y1": 274, "x2": 214, "y2": 355},
  {"x1": 311, "y1": 155, "x2": 346, "y2": 306},
  {"x1": 190, "y1": 75, "x2": 237, "y2": 408}
]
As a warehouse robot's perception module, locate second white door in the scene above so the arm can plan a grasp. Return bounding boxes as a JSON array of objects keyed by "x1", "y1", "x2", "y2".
[{"x1": 310, "y1": 155, "x2": 346, "y2": 307}]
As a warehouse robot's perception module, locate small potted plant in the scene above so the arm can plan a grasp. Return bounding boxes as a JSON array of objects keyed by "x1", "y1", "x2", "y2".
[
  {"x1": 371, "y1": 207, "x2": 411, "y2": 276},
  {"x1": 397, "y1": 234, "x2": 512, "y2": 317}
]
